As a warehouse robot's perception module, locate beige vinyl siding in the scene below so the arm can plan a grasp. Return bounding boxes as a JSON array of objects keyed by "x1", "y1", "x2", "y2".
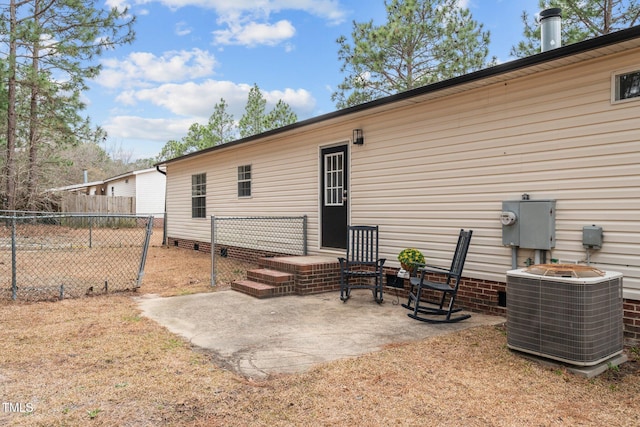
[
  {"x1": 351, "y1": 50, "x2": 640, "y2": 297},
  {"x1": 166, "y1": 166, "x2": 210, "y2": 242},
  {"x1": 166, "y1": 48, "x2": 640, "y2": 298},
  {"x1": 167, "y1": 133, "x2": 349, "y2": 250}
]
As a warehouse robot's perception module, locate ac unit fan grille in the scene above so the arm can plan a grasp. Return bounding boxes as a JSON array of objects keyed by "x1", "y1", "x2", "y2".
[{"x1": 506, "y1": 274, "x2": 623, "y2": 366}]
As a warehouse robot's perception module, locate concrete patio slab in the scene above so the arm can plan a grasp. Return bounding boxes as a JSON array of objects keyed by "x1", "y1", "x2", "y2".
[{"x1": 137, "y1": 289, "x2": 504, "y2": 379}]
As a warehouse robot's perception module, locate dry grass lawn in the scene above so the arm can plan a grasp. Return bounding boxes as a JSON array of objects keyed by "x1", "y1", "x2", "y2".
[{"x1": 1, "y1": 243, "x2": 639, "y2": 426}]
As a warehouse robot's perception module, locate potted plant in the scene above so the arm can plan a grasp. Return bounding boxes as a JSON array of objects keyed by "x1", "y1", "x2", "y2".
[{"x1": 397, "y1": 248, "x2": 425, "y2": 276}]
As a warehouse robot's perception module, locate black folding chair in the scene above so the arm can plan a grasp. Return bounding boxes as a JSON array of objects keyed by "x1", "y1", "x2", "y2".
[
  {"x1": 338, "y1": 225, "x2": 386, "y2": 303},
  {"x1": 402, "y1": 229, "x2": 473, "y2": 322}
]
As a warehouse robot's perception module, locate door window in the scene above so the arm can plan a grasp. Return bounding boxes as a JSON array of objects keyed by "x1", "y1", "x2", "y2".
[{"x1": 324, "y1": 152, "x2": 344, "y2": 206}]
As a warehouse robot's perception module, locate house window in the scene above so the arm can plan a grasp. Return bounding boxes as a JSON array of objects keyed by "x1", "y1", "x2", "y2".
[
  {"x1": 191, "y1": 173, "x2": 206, "y2": 218},
  {"x1": 613, "y1": 69, "x2": 640, "y2": 102},
  {"x1": 238, "y1": 165, "x2": 251, "y2": 198}
]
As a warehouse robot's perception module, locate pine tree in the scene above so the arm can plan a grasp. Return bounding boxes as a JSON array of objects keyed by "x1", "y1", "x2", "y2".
[
  {"x1": 208, "y1": 98, "x2": 236, "y2": 145},
  {"x1": 238, "y1": 84, "x2": 267, "y2": 138},
  {"x1": 184, "y1": 123, "x2": 213, "y2": 152},
  {"x1": 331, "y1": 0, "x2": 494, "y2": 109},
  {"x1": 264, "y1": 100, "x2": 297, "y2": 131},
  {"x1": 157, "y1": 87, "x2": 298, "y2": 159},
  {"x1": 1, "y1": 0, "x2": 135, "y2": 210},
  {"x1": 157, "y1": 139, "x2": 188, "y2": 162}
]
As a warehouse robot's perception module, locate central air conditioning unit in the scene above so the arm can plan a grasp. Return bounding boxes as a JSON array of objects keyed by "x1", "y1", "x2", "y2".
[{"x1": 506, "y1": 264, "x2": 623, "y2": 366}]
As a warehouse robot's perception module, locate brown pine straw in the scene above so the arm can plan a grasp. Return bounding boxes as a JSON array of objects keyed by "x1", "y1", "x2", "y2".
[{"x1": 1, "y1": 244, "x2": 639, "y2": 426}]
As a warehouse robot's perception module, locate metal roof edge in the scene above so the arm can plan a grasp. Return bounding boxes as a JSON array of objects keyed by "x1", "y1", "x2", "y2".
[
  {"x1": 48, "y1": 168, "x2": 164, "y2": 192},
  {"x1": 103, "y1": 167, "x2": 160, "y2": 183},
  {"x1": 46, "y1": 180, "x2": 105, "y2": 192}
]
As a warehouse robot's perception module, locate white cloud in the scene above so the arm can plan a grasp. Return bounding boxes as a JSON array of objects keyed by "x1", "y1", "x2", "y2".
[
  {"x1": 130, "y1": 80, "x2": 249, "y2": 117},
  {"x1": 104, "y1": 0, "x2": 131, "y2": 11},
  {"x1": 175, "y1": 21, "x2": 192, "y2": 36},
  {"x1": 120, "y1": 0, "x2": 346, "y2": 47},
  {"x1": 97, "y1": 0, "x2": 333, "y2": 158},
  {"x1": 213, "y1": 19, "x2": 295, "y2": 46},
  {"x1": 263, "y1": 87, "x2": 315, "y2": 113},
  {"x1": 114, "y1": 90, "x2": 138, "y2": 106},
  {"x1": 122, "y1": 79, "x2": 316, "y2": 118},
  {"x1": 97, "y1": 48, "x2": 217, "y2": 89},
  {"x1": 103, "y1": 115, "x2": 196, "y2": 142},
  {"x1": 127, "y1": 0, "x2": 347, "y2": 24},
  {"x1": 102, "y1": 81, "x2": 317, "y2": 157}
]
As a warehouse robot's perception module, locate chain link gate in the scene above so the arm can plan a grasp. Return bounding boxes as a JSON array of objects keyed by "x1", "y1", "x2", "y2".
[{"x1": 0, "y1": 212, "x2": 154, "y2": 301}]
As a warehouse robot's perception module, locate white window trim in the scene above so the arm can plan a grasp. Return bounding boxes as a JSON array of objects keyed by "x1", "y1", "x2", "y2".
[
  {"x1": 611, "y1": 65, "x2": 640, "y2": 104},
  {"x1": 191, "y1": 173, "x2": 206, "y2": 219},
  {"x1": 237, "y1": 164, "x2": 252, "y2": 198},
  {"x1": 324, "y1": 152, "x2": 344, "y2": 207}
]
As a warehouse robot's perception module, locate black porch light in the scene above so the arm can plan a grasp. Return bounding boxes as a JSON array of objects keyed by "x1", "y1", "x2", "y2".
[{"x1": 352, "y1": 128, "x2": 364, "y2": 145}]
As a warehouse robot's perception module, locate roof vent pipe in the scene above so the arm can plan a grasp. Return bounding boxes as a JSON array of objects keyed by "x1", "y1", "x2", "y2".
[
  {"x1": 540, "y1": 8, "x2": 562, "y2": 52},
  {"x1": 83, "y1": 169, "x2": 88, "y2": 183}
]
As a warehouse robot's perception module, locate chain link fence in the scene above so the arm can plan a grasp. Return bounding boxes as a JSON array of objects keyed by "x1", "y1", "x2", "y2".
[
  {"x1": 211, "y1": 215, "x2": 307, "y2": 285},
  {"x1": 0, "y1": 212, "x2": 154, "y2": 301}
]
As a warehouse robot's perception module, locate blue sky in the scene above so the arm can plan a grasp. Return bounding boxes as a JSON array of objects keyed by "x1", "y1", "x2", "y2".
[{"x1": 93, "y1": 0, "x2": 543, "y2": 160}]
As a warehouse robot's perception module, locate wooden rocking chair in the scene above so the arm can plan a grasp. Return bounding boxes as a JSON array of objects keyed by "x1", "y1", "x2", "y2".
[
  {"x1": 402, "y1": 229, "x2": 473, "y2": 323},
  {"x1": 338, "y1": 225, "x2": 386, "y2": 303}
]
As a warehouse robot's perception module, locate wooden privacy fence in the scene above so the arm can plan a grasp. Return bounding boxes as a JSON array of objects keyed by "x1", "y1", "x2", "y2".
[{"x1": 61, "y1": 194, "x2": 135, "y2": 215}]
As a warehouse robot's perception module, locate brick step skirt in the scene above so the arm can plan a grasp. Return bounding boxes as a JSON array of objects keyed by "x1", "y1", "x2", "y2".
[{"x1": 231, "y1": 255, "x2": 340, "y2": 298}]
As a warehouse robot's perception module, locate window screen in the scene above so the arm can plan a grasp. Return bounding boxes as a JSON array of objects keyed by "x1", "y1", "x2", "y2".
[{"x1": 238, "y1": 165, "x2": 251, "y2": 197}]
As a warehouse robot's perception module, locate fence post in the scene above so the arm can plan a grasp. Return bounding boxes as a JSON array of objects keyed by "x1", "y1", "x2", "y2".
[
  {"x1": 136, "y1": 216, "x2": 154, "y2": 287},
  {"x1": 11, "y1": 215, "x2": 17, "y2": 300},
  {"x1": 210, "y1": 215, "x2": 216, "y2": 286},
  {"x1": 162, "y1": 212, "x2": 167, "y2": 246},
  {"x1": 303, "y1": 215, "x2": 308, "y2": 255}
]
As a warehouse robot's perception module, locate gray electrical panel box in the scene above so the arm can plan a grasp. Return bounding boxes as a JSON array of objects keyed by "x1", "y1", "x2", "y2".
[
  {"x1": 583, "y1": 225, "x2": 603, "y2": 249},
  {"x1": 502, "y1": 200, "x2": 556, "y2": 249}
]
